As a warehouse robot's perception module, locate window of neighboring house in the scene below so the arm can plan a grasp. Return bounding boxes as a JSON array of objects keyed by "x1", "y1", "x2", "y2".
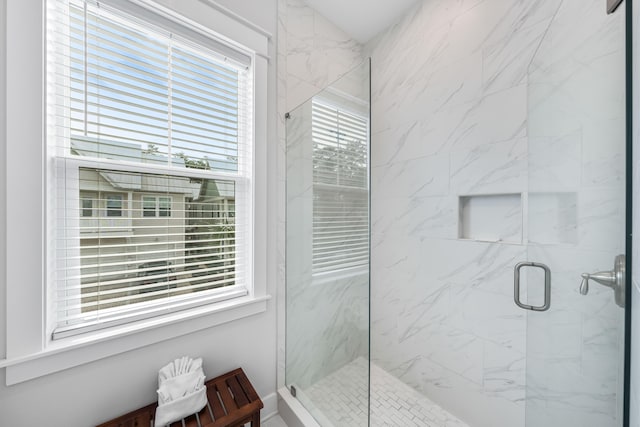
[
  {"x1": 311, "y1": 100, "x2": 369, "y2": 276},
  {"x1": 159, "y1": 197, "x2": 171, "y2": 217},
  {"x1": 46, "y1": 0, "x2": 255, "y2": 339},
  {"x1": 80, "y1": 196, "x2": 94, "y2": 217},
  {"x1": 142, "y1": 195, "x2": 172, "y2": 217},
  {"x1": 143, "y1": 196, "x2": 157, "y2": 217},
  {"x1": 106, "y1": 194, "x2": 123, "y2": 217}
]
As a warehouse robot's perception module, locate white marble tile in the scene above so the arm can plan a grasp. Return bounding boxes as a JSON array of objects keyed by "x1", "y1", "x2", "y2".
[
  {"x1": 448, "y1": 285, "x2": 526, "y2": 353},
  {"x1": 285, "y1": 73, "x2": 323, "y2": 113},
  {"x1": 528, "y1": 132, "x2": 581, "y2": 192},
  {"x1": 528, "y1": 192, "x2": 578, "y2": 245},
  {"x1": 421, "y1": 0, "x2": 556, "y2": 70},
  {"x1": 581, "y1": 119, "x2": 625, "y2": 188},
  {"x1": 482, "y1": 18, "x2": 551, "y2": 95},
  {"x1": 371, "y1": 121, "x2": 421, "y2": 168},
  {"x1": 395, "y1": 282, "x2": 451, "y2": 343},
  {"x1": 483, "y1": 340, "x2": 526, "y2": 403},
  {"x1": 419, "y1": 239, "x2": 527, "y2": 296},
  {"x1": 447, "y1": 85, "x2": 527, "y2": 151},
  {"x1": 450, "y1": 137, "x2": 527, "y2": 195},
  {"x1": 372, "y1": 152, "x2": 450, "y2": 199},
  {"x1": 371, "y1": 195, "x2": 458, "y2": 241},
  {"x1": 577, "y1": 188, "x2": 625, "y2": 253},
  {"x1": 285, "y1": 273, "x2": 369, "y2": 389}
]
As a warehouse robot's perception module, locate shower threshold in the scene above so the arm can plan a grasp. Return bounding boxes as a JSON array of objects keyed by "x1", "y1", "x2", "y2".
[{"x1": 299, "y1": 357, "x2": 470, "y2": 427}]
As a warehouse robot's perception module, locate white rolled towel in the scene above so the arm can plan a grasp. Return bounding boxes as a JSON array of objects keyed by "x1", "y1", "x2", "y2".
[
  {"x1": 154, "y1": 388, "x2": 207, "y2": 427},
  {"x1": 154, "y1": 357, "x2": 207, "y2": 427},
  {"x1": 158, "y1": 370, "x2": 205, "y2": 403}
]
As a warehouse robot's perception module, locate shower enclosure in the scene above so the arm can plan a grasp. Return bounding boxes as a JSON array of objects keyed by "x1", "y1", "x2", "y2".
[{"x1": 285, "y1": 1, "x2": 629, "y2": 426}]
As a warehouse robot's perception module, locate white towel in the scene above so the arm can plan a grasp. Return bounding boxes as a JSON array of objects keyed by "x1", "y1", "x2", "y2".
[
  {"x1": 154, "y1": 388, "x2": 207, "y2": 427},
  {"x1": 154, "y1": 356, "x2": 207, "y2": 427},
  {"x1": 158, "y1": 370, "x2": 205, "y2": 404}
]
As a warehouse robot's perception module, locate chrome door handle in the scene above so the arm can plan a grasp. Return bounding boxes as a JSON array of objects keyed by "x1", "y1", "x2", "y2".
[
  {"x1": 514, "y1": 262, "x2": 551, "y2": 312},
  {"x1": 580, "y1": 254, "x2": 625, "y2": 308}
]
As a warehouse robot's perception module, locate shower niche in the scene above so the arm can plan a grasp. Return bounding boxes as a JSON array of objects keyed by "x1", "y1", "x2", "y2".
[
  {"x1": 458, "y1": 194, "x2": 522, "y2": 243},
  {"x1": 458, "y1": 192, "x2": 578, "y2": 245}
]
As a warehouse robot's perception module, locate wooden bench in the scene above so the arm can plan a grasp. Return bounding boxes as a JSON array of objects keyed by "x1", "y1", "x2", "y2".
[{"x1": 97, "y1": 368, "x2": 263, "y2": 427}]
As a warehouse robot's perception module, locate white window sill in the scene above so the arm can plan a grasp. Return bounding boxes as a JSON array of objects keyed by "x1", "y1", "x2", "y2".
[{"x1": 1, "y1": 295, "x2": 270, "y2": 385}]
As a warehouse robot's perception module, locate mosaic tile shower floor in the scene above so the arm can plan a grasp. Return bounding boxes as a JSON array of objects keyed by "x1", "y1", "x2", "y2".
[{"x1": 301, "y1": 357, "x2": 470, "y2": 427}]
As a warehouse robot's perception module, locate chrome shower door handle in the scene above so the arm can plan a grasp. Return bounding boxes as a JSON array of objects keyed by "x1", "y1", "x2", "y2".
[{"x1": 514, "y1": 262, "x2": 551, "y2": 312}]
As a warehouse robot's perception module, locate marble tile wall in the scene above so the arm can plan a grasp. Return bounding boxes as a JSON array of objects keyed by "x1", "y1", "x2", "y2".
[
  {"x1": 366, "y1": 1, "x2": 626, "y2": 427},
  {"x1": 277, "y1": 0, "x2": 367, "y2": 392}
]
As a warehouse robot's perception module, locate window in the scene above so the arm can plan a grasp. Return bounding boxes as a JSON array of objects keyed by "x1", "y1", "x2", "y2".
[
  {"x1": 80, "y1": 195, "x2": 94, "y2": 217},
  {"x1": 6, "y1": 0, "x2": 268, "y2": 385},
  {"x1": 312, "y1": 100, "x2": 369, "y2": 275},
  {"x1": 106, "y1": 194, "x2": 123, "y2": 217},
  {"x1": 47, "y1": 0, "x2": 254, "y2": 338},
  {"x1": 159, "y1": 197, "x2": 171, "y2": 217},
  {"x1": 143, "y1": 196, "x2": 157, "y2": 217},
  {"x1": 142, "y1": 195, "x2": 172, "y2": 217}
]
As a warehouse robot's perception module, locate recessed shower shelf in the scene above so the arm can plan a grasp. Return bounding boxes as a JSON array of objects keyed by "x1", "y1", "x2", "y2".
[{"x1": 458, "y1": 194, "x2": 522, "y2": 243}]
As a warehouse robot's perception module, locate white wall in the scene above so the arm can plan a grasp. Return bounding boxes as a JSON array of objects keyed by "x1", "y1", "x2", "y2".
[{"x1": 0, "y1": 1, "x2": 279, "y2": 426}]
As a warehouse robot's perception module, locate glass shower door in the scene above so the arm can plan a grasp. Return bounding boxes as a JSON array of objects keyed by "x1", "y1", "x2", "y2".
[
  {"x1": 285, "y1": 60, "x2": 371, "y2": 426},
  {"x1": 522, "y1": 1, "x2": 627, "y2": 426}
]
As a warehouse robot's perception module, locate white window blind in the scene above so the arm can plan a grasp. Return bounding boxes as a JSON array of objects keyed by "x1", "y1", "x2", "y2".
[
  {"x1": 47, "y1": 0, "x2": 254, "y2": 338},
  {"x1": 312, "y1": 101, "x2": 369, "y2": 275}
]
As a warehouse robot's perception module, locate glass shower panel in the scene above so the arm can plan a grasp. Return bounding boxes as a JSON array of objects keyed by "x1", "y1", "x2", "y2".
[
  {"x1": 525, "y1": 1, "x2": 626, "y2": 426},
  {"x1": 285, "y1": 60, "x2": 370, "y2": 427}
]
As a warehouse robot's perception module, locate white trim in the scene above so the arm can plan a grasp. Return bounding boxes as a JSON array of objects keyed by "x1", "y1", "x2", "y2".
[
  {"x1": 103, "y1": 0, "x2": 258, "y2": 63},
  {"x1": 6, "y1": 0, "x2": 45, "y2": 361},
  {"x1": 147, "y1": 0, "x2": 269, "y2": 58},
  {"x1": 260, "y1": 392, "x2": 279, "y2": 422},
  {"x1": 3, "y1": 295, "x2": 270, "y2": 384},
  {"x1": 198, "y1": 0, "x2": 273, "y2": 40}
]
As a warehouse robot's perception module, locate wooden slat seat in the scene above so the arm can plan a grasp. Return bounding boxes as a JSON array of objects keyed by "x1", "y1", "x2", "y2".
[{"x1": 97, "y1": 368, "x2": 263, "y2": 427}]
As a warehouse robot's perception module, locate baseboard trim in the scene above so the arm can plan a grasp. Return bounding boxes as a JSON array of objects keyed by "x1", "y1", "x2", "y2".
[{"x1": 261, "y1": 391, "x2": 279, "y2": 422}]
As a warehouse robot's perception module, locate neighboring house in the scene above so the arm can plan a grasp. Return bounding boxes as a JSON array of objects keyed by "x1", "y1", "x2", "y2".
[{"x1": 70, "y1": 138, "x2": 236, "y2": 312}]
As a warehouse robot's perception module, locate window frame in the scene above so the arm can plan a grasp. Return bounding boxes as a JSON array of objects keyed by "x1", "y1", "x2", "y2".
[
  {"x1": 106, "y1": 194, "x2": 124, "y2": 217},
  {"x1": 3, "y1": 0, "x2": 270, "y2": 385},
  {"x1": 141, "y1": 194, "x2": 173, "y2": 218},
  {"x1": 51, "y1": 0, "x2": 255, "y2": 338},
  {"x1": 80, "y1": 193, "x2": 96, "y2": 217}
]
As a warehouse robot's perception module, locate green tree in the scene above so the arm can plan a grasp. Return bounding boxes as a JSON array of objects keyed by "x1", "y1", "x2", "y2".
[{"x1": 174, "y1": 152, "x2": 210, "y2": 170}]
